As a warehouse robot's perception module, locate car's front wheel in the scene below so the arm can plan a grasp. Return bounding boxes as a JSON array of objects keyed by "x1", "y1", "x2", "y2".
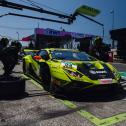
[
  {"x1": 49, "y1": 77, "x2": 63, "y2": 96},
  {"x1": 40, "y1": 64, "x2": 51, "y2": 90},
  {"x1": 23, "y1": 60, "x2": 27, "y2": 74}
]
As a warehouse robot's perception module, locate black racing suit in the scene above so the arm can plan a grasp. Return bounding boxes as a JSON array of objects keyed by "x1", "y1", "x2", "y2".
[{"x1": 0, "y1": 46, "x2": 19, "y2": 75}]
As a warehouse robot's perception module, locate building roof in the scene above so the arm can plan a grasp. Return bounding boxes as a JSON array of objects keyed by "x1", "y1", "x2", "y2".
[{"x1": 21, "y1": 35, "x2": 34, "y2": 41}]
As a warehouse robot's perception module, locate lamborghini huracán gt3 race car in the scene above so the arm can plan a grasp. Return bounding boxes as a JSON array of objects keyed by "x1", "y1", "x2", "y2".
[{"x1": 23, "y1": 48, "x2": 121, "y2": 93}]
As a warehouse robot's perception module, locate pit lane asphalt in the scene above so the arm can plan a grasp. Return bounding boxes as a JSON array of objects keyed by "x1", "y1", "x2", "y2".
[{"x1": 0, "y1": 62, "x2": 126, "y2": 126}]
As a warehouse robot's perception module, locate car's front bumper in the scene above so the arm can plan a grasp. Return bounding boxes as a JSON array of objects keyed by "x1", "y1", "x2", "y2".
[{"x1": 61, "y1": 80, "x2": 121, "y2": 92}]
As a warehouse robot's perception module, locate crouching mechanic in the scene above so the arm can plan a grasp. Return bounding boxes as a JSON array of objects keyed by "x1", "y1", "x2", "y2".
[{"x1": 0, "y1": 40, "x2": 22, "y2": 76}]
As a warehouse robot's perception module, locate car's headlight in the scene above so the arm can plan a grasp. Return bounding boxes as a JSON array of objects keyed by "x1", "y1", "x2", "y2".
[
  {"x1": 113, "y1": 71, "x2": 117, "y2": 76},
  {"x1": 64, "y1": 69, "x2": 82, "y2": 78},
  {"x1": 113, "y1": 71, "x2": 120, "y2": 79}
]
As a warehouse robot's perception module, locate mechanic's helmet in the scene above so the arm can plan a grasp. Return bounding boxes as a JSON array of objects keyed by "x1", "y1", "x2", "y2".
[
  {"x1": 11, "y1": 41, "x2": 22, "y2": 51},
  {"x1": 11, "y1": 41, "x2": 17, "y2": 46},
  {"x1": 16, "y1": 42, "x2": 22, "y2": 51},
  {"x1": 94, "y1": 37, "x2": 103, "y2": 46}
]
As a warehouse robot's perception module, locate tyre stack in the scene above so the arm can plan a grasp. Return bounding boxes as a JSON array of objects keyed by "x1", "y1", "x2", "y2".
[{"x1": 0, "y1": 76, "x2": 25, "y2": 98}]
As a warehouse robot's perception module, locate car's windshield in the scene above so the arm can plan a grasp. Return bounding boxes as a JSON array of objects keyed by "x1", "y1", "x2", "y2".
[
  {"x1": 24, "y1": 50, "x2": 38, "y2": 56},
  {"x1": 51, "y1": 50, "x2": 96, "y2": 61}
]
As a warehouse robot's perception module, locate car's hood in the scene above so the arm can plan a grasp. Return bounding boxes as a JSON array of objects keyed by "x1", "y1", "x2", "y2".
[{"x1": 59, "y1": 60, "x2": 117, "y2": 80}]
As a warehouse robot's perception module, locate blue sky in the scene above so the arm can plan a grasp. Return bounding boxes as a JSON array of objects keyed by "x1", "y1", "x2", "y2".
[{"x1": 0, "y1": 0, "x2": 125, "y2": 44}]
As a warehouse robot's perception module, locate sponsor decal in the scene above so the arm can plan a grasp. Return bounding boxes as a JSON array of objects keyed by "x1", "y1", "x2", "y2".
[
  {"x1": 61, "y1": 62, "x2": 77, "y2": 69},
  {"x1": 90, "y1": 70, "x2": 107, "y2": 74},
  {"x1": 100, "y1": 78, "x2": 112, "y2": 84},
  {"x1": 96, "y1": 71, "x2": 107, "y2": 74}
]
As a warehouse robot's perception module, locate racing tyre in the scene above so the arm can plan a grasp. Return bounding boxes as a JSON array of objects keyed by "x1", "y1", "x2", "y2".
[
  {"x1": 49, "y1": 77, "x2": 56, "y2": 94},
  {"x1": 23, "y1": 60, "x2": 27, "y2": 74},
  {"x1": 49, "y1": 77, "x2": 63, "y2": 96},
  {"x1": 40, "y1": 64, "x2": 51, "y2": 90},
  {"x1": 114, "y1": 86, "x2": 124, "y2": 93},
  {"x1": 29, "y1": 63, "x2": 33, "y2": 74},
  {"x1": 0, "y1": 76, "x2": 25, "y2": 97}
]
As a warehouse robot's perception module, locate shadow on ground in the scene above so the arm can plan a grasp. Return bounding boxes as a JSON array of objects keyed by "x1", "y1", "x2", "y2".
[
  {"x1": 0, "y1": 91, "x2": 51, "y2": 100},
  {"x1": 1, "y1": 87, "x2": 125, "y2": 102},
  {"x1": 53, "y1": 88, "x2": 126, "y2": 102},
  {"x1": 2, "y1": 106, "x2": 84, "y2": 126}
]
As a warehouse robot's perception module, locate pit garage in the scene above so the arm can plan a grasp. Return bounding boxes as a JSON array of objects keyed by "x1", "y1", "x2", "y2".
[
  {"x1": 22, "y1": 28, "x2": 96, "y2": 50},
  {"x1": 110, "y1": 28, "x2": 126, "y2": 60}
]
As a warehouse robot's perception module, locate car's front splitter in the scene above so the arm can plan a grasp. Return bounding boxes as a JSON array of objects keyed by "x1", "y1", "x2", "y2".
[{"x1": 59, "y1": 80, "x2": 121, "y2": 92}]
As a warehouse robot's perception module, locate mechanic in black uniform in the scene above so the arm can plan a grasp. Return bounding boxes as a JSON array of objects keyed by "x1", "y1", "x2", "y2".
[
  {"x1": 91, "y1": 37, "x2": 110, "y2": 62},
  {"x1": 0, "y1": 38, "x2": 22, "y2": 76}
]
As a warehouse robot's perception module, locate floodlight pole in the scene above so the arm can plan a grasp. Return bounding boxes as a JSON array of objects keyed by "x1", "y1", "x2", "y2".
[
  {"x1": 110, "y1": 10, "x2": 115, "y2": 30},
  {"x1": 102, "y1": 26, "x2": 104, "y2": 38},
  {"x1": 110, "y1": 10, "x2": 115, "y2": 48},
  {"x1": 16, "y1": 32, "x2": 19, "y2": 41}
]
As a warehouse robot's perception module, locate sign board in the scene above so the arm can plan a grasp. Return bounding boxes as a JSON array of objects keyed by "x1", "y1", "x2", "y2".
[
  {"x1": 76, "y1": 5, "x2": 100, "y2": 17},
  {"x1": 35, "y1": 28, "x2": 96, "y2": 38}
]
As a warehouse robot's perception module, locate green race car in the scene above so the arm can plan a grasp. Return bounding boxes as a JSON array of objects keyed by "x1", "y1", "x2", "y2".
[{"x1": 23, "y1": 48, "x2": 121, "y2": 93}]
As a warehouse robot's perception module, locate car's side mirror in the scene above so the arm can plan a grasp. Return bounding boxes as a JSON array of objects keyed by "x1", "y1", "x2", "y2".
[
  {"x1": 33, "y1": 55, "x2": 42, "y2": 60},
  {"x1": 42, "y1": 55, "x2": 49, "y2": 60}
]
